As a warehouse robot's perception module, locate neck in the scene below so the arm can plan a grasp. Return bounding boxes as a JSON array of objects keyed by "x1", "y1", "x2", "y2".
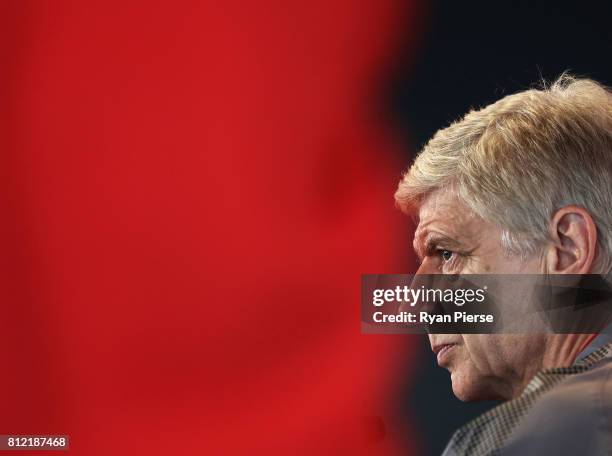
[
  {"x1": 541, "y1": 334, "x2": 596, "y2": 369},
  {"x1": 504, "y1": 333, "x2": 596, "y2": 400}
]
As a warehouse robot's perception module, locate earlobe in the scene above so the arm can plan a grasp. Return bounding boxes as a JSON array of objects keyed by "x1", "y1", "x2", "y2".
[{"x1": 546, "y1": 206, "x2": 597, "y2": 274}]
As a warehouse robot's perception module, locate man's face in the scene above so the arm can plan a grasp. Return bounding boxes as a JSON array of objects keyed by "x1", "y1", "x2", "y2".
[{"x1": 414, "y1": 189, "x2": 546, "y2": 400}]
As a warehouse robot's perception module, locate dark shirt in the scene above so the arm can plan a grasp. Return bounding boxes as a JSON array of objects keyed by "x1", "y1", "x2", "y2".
[{"x1": 442, "y1": 333, "x2": 612, "y2": 455}]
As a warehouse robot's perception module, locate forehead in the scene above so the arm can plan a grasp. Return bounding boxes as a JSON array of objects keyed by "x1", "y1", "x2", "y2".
[{"x1": 415, "y1": 189, "x2": 478, "y2": 237}]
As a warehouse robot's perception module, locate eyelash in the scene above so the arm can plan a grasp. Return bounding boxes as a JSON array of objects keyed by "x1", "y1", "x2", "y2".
[
  {"x1": 416, "y1": 248, "x2": 456, "y2": 266},
  {"x1": 432, "y1": 248, "x2": 455, "y2": 265},
  {"x1": 433, "y1": 248, "x2": 463, "y2": 272},
  {"x1": 437, "y1": 249, "x2": 455, "y2": 262}
]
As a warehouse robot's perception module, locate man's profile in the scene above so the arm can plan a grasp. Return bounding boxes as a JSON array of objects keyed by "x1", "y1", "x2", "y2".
[{"x1": 395, "y1": 75, "x2": 612, "y2": 455}]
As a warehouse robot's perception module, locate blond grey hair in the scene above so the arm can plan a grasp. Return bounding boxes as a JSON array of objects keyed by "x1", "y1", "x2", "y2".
[{"x1": 395, "y1": 74, "x2": 612, "y2": 272}]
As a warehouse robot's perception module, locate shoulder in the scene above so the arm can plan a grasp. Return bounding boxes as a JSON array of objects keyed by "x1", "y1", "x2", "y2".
[{"x1": 500, "y1": 360, "x2": 612, "y2": 456}]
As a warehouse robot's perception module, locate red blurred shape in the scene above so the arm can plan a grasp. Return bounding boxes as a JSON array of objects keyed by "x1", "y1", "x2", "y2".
[{"x1": 0, "y1": 1, "x2": 420, "y2": 454}]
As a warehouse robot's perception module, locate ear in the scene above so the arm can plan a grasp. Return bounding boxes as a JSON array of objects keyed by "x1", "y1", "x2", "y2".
[{"x1": 544, "y1": 206, "x2": 597, "y2": 274}]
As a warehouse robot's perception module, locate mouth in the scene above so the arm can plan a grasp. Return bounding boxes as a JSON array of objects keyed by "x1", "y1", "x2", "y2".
[{"x1": 431, "y1": 343, "x2": 457, "y2": 366}]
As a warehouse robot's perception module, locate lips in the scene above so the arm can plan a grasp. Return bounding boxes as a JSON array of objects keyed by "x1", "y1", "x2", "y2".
[{"x1": 431, "y1": 343, "x2": 457, "y2": 366}]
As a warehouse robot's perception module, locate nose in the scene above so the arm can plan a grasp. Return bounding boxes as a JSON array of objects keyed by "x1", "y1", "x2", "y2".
[
  {"x1": 427, "y1": 333, "x2": 436, "y2": 347},
  {"x1": 410, "y1": 259, "x2": 452, "y2": 334},
  {"x1": 403, "y1": 265, "x2": 436, "y2": 314},
  {"x1": 415, "y1": 256, "x2": 439, "y2": 276}
]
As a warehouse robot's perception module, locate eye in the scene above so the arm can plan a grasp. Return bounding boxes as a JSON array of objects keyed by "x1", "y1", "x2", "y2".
[{"x1": 440, "y1": 249, "x2": 454, "y2": 262}]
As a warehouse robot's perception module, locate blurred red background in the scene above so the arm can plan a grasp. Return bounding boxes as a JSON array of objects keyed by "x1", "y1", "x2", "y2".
[{"x1": 0, "y1": 1, "x2": 420, "y2": 454}]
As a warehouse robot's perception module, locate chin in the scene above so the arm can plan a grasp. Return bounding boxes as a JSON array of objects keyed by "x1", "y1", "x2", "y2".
[
  {"x1": 451, "y1": 379, "x2": 481, "y2": 401},
  {"x1": 450, "y1": 369, "x2": 497, "y2": 402}
]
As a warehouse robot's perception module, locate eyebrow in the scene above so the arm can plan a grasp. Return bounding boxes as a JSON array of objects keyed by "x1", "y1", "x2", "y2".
[{"x1": 413, "y1": 232, "x2": 464, "y2": 261}]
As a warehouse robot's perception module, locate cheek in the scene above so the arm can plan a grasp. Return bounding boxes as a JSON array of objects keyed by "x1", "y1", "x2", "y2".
[
  {"x1": 470, "y1": 244, "x2": 543, "y2": 274},
  {"x1": 461, "y1": 335, "x2": 500, "y2": 374},
  {"x1": 487, "y1": 256, "x2": 530, "y2": 273},
  {"x1": 447, "y1": 347, "x2": 489, "y2": 401},
  {"x1": 464, "y1": 254, "x2": 504, "y2": 274}
]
